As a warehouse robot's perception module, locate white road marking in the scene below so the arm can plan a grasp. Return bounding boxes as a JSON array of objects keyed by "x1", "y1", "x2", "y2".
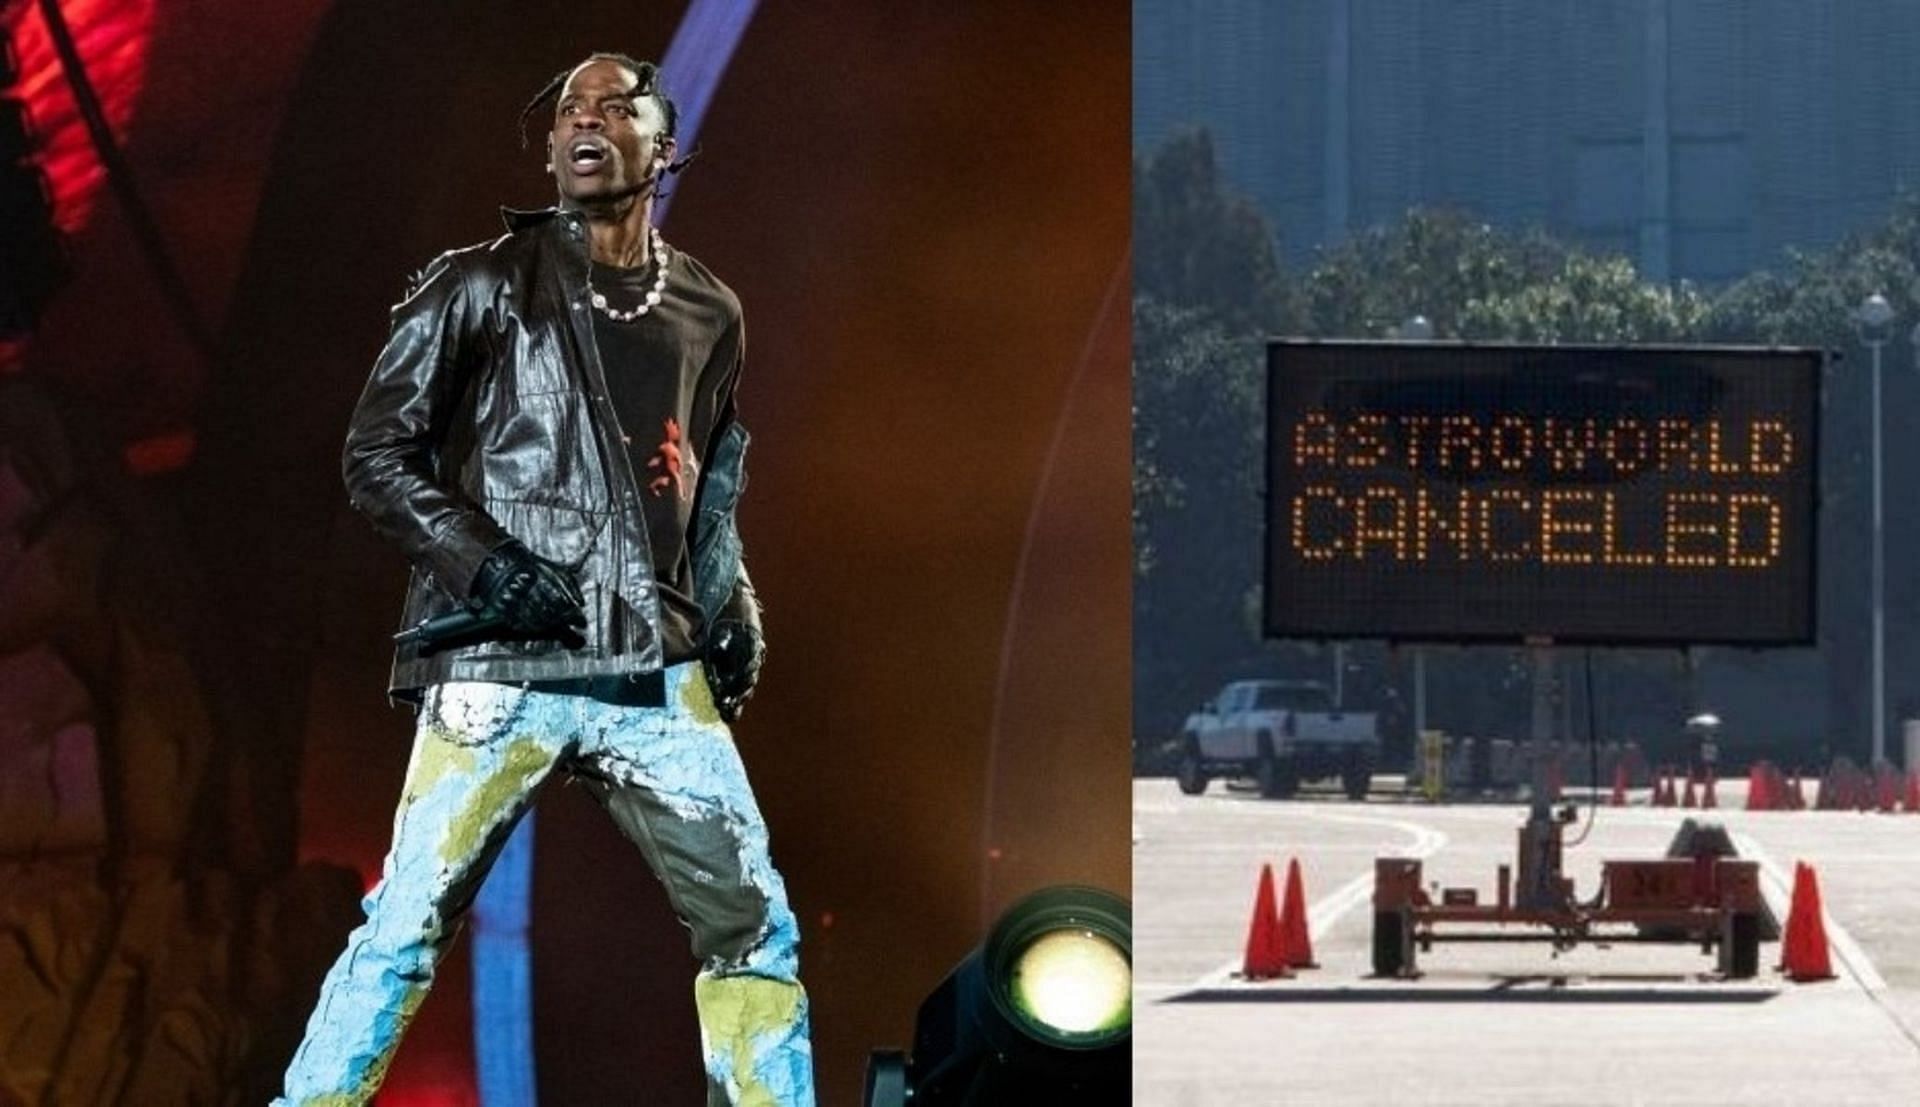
[
  {"x1": 1732, "y1": 830, "x2": 1888, "y2": 994},
  {"x1": 1189, "y1": 809, "x2": 1448, "y2": 989},
  {"x1": 1142, "y1": 790, "x2": 1891, "y2": 998}
]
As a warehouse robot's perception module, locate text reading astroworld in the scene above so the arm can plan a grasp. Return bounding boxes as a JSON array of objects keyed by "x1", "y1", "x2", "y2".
[{"x1": 1285, "y1": 411, "x2": 1800, "y2": 569}]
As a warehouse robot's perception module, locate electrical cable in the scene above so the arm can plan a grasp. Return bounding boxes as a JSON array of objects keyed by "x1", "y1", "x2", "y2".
[
  {"x1": 36, "y1": 0, "x2": 219, "y2": 365},
  {"x1": 1565, "y1": 646, "x2": 1602, "y2": 848}
]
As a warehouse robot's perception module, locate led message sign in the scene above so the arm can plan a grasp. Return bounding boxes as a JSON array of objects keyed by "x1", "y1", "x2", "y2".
[{"x1": 1264, "y1": 341, "x2": 1820, "y2": 645}]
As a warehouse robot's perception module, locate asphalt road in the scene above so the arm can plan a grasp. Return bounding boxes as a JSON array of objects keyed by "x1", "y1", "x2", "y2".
[{"x1": 1134, "y1": 777, "x2": 1920, "y2": 1106}]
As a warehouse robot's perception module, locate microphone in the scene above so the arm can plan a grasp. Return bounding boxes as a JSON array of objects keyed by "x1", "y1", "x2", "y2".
[
  {"x1": 394, "y1": 608, "x2": 505, "y2": 651},
  {"x1": 394, "y1": 609, "x2": 588, "y2": 654}
]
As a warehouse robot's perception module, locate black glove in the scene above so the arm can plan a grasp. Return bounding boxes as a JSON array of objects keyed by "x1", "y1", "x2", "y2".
[
  {"x1": 705, "y1": 619, "x2": 763, "y2": 722},
  {"x1": 469, "y1": 540, "x2": 588, "y2": 642}
]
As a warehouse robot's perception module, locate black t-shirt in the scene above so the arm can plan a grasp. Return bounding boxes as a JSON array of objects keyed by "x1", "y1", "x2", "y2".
[{"x1": 588, "y1": 247, "x2": 742, "y2": 663}]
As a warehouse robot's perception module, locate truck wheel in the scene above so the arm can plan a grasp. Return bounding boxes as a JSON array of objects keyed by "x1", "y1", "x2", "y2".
[
  {"x1": 1258, "y1": 759, "x2": 1300, "y2": 799},
  {"x1": 1343, "y1": 762, "x2": 1373, "y2": 801},
  {"x1": 1255, "y1": 747, "x2": 1283, "y2": 798},
  {"x1": 1255, "y1": 738, "x2": 1295, "y2": 799},
  {"x1": 1176, "y1": 742, "x2": 1209, "y2": 796},
  {"x1": 1372, "y1": 910, "x2": 1412, "y2": 977},
  {"x1": 1723, "y1": 912, "x2": 1760, "y2": 979}
]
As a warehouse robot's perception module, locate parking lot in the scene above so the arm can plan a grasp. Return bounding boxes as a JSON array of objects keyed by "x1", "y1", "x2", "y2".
[{"x1": 1134, "y1": 777, "x2": 1920, "y2": 1105}]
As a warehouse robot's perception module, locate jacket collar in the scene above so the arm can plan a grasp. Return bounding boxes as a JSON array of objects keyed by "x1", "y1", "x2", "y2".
[{"x1": 499, "y1": 204, "x2": 583, "y2": 233}]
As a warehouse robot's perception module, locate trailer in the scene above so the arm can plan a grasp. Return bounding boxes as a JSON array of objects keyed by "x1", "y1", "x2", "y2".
[{"x1": 1371, "y1": 804, "x2": 1765, "y2": 979}]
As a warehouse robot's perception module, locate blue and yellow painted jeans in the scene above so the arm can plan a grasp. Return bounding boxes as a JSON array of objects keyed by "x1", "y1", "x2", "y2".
[{"x1": 275, "y1": 663, "x2": 814, "y2": 1106}]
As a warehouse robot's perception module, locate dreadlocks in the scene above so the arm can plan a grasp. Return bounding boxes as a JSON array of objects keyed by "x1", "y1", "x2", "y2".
[{"x1": 518, "y1": 52, "x2": 679, "y2": 150}]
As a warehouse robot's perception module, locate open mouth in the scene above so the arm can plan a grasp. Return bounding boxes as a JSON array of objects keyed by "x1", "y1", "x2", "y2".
[{"x1": 567, "y1": 140, "x2": 609, "y2": 176}]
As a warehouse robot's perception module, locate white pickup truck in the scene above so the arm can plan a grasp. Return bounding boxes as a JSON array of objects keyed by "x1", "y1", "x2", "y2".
[{"x1": 1176, "y1": 679, "x2": 1379, "y2": 799}]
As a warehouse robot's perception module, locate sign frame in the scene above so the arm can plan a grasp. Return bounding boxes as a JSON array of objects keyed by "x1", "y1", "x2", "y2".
[{"x1": 1262, "y1": 339, "x2": 1824, "y2": 648}]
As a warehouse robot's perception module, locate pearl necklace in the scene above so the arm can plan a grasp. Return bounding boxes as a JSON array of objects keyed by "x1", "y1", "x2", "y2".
[{"x1": 588, "y1": 227, "x2": 670, "y2": 322}]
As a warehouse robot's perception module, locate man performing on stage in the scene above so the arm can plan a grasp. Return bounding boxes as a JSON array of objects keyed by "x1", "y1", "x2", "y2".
[{"x1": 276, "y1": 53, "x2": 813, "y2": 1106}]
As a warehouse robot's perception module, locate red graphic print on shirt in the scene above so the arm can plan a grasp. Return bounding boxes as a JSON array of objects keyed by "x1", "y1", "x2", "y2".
[{"x1": 647, "y1": 417, "x2": 698, "y2": 501}]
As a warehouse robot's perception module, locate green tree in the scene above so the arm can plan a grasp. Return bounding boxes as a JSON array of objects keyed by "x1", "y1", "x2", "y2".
[
  {"x1": 1305, "y1": 209, "x2": 1709, "y2": 342},
  {"x1": 1461, "y1": 253, "x2": 1710, "y2": 342},
  {"x1": 1703, "y1": 193, "x2": 1920, "y2": 761},
  {"x1": 1133, "y1": 129, "x2": 1300, "y2": 332},
  {"x1": 1131, "y1": 128, "x2": 1298, "y2": 742},
  {"x1": 1131, "y1": 299, "x2": 1260, "y2": 570},
  {"x1": 1706, "y1": 193, "x2": 1920, "y2": 348},
  {"x1": 1131, "y1": 297, "x2": 1268, "y2": 740},
  {"x1": 1305, "y1": 210, "x2": 1566, "y2": 338}
]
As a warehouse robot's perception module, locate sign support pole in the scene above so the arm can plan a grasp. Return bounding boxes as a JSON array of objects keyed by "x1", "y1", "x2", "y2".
[
  {"x1": 1414, "y1": 647, "x2": 1427, "y2": 757},
  {"x1": 1529, "y1": 642, "x2": 1555, "y2": 805}
]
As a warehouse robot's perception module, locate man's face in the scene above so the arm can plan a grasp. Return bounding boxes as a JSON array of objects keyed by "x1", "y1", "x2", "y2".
[{"x1": 547, "y1": 59, "x2": 673, "y2": 204}]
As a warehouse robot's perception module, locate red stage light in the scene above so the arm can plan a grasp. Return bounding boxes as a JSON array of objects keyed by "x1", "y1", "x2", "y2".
[
  {"x1": 5, "y1": 0, "x2": 155, "y2": 234},
  {"x1": 121, "y1": 427, "x2": 194, "y2": 475},
  {"x1": 0, "y1": 335, "x2": 28, "y2": 372}
]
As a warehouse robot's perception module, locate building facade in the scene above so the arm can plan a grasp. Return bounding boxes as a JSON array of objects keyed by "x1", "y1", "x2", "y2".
[{"x1": 1135, "y1": 0, "x2": 1920, "y2": 282}]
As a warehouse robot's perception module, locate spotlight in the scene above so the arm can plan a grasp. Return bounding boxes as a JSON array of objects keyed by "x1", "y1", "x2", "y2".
[{"x1": 865, "y1": 885, "x2": 1130, "y2": 1105}]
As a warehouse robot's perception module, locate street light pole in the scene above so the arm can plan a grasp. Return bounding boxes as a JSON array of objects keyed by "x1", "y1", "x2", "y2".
[
  {"x1": 1873, "y1": 330, "x2": 1886, "y2": 768},
  {"x1": 1856, "y1": 293, "x2": 1893, "y2": 766}
]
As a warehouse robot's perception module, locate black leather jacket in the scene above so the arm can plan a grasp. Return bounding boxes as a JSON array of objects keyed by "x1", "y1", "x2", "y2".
[{"x1": 343, "y1": 206, "x2": 757, "y2": 701}]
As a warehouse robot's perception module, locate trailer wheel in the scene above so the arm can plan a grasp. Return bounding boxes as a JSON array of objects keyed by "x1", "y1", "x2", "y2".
[
  {"x1": 1723, "y1": 912, "x2": 1760, "y2": 979},
  {"x1": 1176, "y1": 741, "x2": 1209, "y2": 796},
  {"x1": 1372, "y1": 909, "x2": 1412, "y2": 977}
]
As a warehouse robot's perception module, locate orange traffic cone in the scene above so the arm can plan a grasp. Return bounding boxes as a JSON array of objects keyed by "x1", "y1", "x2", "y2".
[
  {"x1": 1779, "y1": 862, "x2": 1836, "y2": 982},
  {"x1": 1787, "y1": 772, "x2": 1806, "y2": 811},
  {"x1": 1905, "y1": 770, "x2": 1920, "y2": 814},
  {"x1": 1278, "y1": 858, "x2": 1318, "y2": 970},
  {"x1": 1746, "y1": 763, "x2": 1770, "y2": 811},
  {"x1": 1877, "y1": 766, "x2": 1900, "y2": 814},
  {"x1": 1682, "y1": 772, "x2": 1698, "y2": 808},
  {"x1": 1609, "y1": 761, "x2": 1628, "y2": 807},
  {"x1": 1241, "y1": 863, "x2": 1290, "y2": 980},
  {"x1": 1654, "y1": 770, "x2": 1672, "y2": 808},
  {"x1": 1778, "y1": 863, "x2": 1806, "y2": 967},
  {"x1": 1702, "y1": 768, "x2": 1718, "y2": 809}
]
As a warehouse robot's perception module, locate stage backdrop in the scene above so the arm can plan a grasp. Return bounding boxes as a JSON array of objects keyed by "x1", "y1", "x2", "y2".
[{"x1": 0, "y1": 0, "x2": 1127, "y2": 1103}]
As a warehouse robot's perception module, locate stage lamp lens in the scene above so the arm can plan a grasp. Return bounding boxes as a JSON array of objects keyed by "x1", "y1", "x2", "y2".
[
  {"x1": 1009, "y1": 927, "x2": 1131, "y2": 1036},
  {"x1": 865, "y1": 887, "x2": 1128, "y2": 1106}
]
